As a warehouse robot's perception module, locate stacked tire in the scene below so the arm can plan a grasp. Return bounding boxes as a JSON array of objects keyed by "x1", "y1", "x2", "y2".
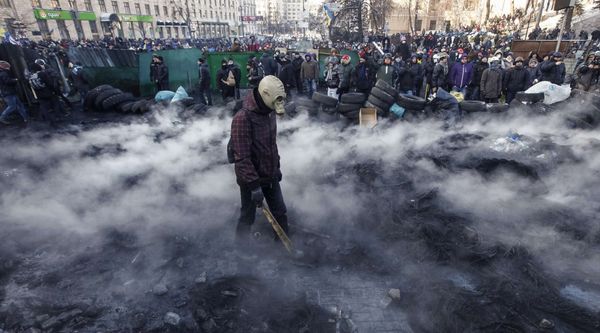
[
  {"x1": 311, "y1": 92, "x2": 339, "y2": 121},
  {"x1": 459, "y1": 100, "x2": 487, "y2": 113},
  {"x1": 84, "y1": 84, "x2": 147, "y2": 113},
  {"x1": 295, "y1": 97, "x2": 318, "y2": 117},
  {"x1": 366, "y1": 80, "x2": 398, "y2": 117},
  {"x1": 337, "y1": 93, "x2": 367, "y2": 121},
  {"x1": 396, "y1": 93, "x2": 427, "y2": 119}
]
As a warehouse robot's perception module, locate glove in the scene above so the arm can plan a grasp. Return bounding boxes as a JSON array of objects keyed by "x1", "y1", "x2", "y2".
[{"x1": 251, "y1": 188, "x2": 264, "y2": 207}]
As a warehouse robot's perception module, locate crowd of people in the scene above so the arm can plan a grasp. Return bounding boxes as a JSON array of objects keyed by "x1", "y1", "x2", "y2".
[{"x1": 1, "y1": 23, "x2": 600, "y2": 126}]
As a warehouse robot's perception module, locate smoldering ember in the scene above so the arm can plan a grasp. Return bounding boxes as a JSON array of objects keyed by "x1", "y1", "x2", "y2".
[{"x1": 1, "y1": 89, "x2": 599, "y2": 332}]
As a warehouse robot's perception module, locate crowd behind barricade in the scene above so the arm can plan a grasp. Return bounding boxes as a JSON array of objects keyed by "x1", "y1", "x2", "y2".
[{"x1": 1, "y1": 25, "x2": 600, "y2": 127}]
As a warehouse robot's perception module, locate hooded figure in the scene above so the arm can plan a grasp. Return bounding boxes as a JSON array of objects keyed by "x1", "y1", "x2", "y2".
[
  {"x1": 432, "y1": 52, "x2": 449, "y2": 93},
  {"x1": 260, "y1": 53, "x2": 278, "y2": 76},
  {"x1": 301, "y1": 53, "x2": 319, "y2": 98},
  {"x1": 480, "y1": 60, "x2": 503, "y2": 103},
  {"x1": 503, "y1": 56, "x2": 529, "y2": 103},
  {"x1": 217, "y1": 59, "x2": 235, "y2": 100},
  {"x1": 230, "y1": 75, "x2": 289, "y2": 239},
  {"x1": 337, "y1": 54, "x2": 354, "y2": 98},
  {"x1": 539, "y1": 51, "x2": 566, "y2": 85},
  {"x1": 449, "y1": 54, "x2": 473, "y2": 95}
]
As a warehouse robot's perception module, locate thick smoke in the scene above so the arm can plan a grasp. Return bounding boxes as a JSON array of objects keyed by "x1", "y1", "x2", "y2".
[{"x1": 0, "y1": 98, "x2": 599, "y2": 332}]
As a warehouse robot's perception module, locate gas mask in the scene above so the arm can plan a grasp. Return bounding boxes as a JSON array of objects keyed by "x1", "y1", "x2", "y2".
[{"x1": 258, "y1": 75, "x2": 286, "y2": 115}]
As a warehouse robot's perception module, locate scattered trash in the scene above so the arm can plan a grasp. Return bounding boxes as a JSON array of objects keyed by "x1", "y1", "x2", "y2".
[
  {"x1": 539, "y1": 318, "x2": 554, "y2": 329},
  {"x1": 163, "y1": 312, "x2": 181, "y2": 326},
  {"x1": 152, "y1": 283, "x2": 168, "y2": 296},
  {"x1": 388, "y1": 288, "x2": 401, "y2": 301}
]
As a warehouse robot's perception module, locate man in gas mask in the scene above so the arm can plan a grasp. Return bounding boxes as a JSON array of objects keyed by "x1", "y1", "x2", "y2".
[{"x1": 230, "y1": 75, "x2": 289, "y2": 240}]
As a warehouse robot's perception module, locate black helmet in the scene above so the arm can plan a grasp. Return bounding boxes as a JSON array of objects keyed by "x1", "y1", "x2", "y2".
[
  {"x1": 34, "y1": 59, "x2": 46, "y2": 66},
  {"x1": 383, "y1": 53, "x2": 393, "y2": 59}
]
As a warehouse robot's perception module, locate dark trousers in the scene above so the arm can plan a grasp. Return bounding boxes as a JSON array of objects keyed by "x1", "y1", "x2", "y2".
[
  {"x1": 38, "y1": 95, "x2": 61, "y2": 123},
  {"x1": 506, "y1": 91, "x2": 517, "y2": 104},
  {"x1": 237, "y1": 182, "x2": 288, "y2": 236},
  {"x1": 198, "y1": 87, "x2": 213, "y2": 106}
]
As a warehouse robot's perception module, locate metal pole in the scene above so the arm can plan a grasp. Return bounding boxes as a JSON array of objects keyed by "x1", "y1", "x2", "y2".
[
  {"x1": 555, "y1": 7, "x2": 569, "y2": 52},
  {"x1": 535, "y1": 0, "x2": 545, "y2": 31}
]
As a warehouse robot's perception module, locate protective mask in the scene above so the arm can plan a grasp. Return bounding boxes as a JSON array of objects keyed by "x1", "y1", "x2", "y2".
[{"x1": 258, "y1": 75, "x2": 286, "y2": 115}]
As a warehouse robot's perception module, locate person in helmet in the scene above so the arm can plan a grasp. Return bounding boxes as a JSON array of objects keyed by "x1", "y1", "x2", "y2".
[
  {"x1": 230, "y1": 75, "x2": 289, "y2": 240},
  {"x1": 0, "y1": 60, "x2": 28, "y2": 125},
  {"x1": 337, "y1": 54, "x2": 354, "y2": 99},
  {"x1": 376, "y1": 53, "x2": 397, "y2": 87}
]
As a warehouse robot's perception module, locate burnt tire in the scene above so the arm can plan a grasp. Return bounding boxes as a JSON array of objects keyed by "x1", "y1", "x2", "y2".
[
  {"x1": 119, "y1": 101, "x2": 136, "y2": 113},
  {"x1": 94, "y1": 88, "x2": 122, "y2": 111},
  {"x1": 367, "y1": 94, "x2": 392, "y2": 111},
  {"x1": 296, "y1": 97, "x2": 316, "y2": 108},
  {"x1": 397, "y1": 94, "x2": 426, "y2": 110},
  {"x1": 337, "y1": 102, "x2": 363, "y2": 114},
  {"x1": 284, "y1": 101, "x2": 297, "y2": 115},
  {"x1": 365, "y1": 101, "x2": 386, "y2": 117},
  {"x1": 101, "y1": 93, "x2": 136, "y2": 112},
  {"x1": 375, "y1": 80, "x2": 398, "y2": 97},
  {"x1": 131, "y1": 100, "x2": 148, "y2": 114},
  {"x1": 342, "y1": 110, "x2": 360, "y2": 119},
  {"x1": 312, "y1": 92, "x2": 338, "y2": 107},
  {"x1": 340, "y1": 92, "x2": 367, "y2": 104},
  {"x1": 515, "y1": 92, "x2": 544, "y2": 103},
  {"x1": 459, "y1": 100, "x2": 487, "y2": 112},
  {"x1": 370, "y1": 87, "x2": 396, "y2": 105},
  {"x1": 84, "y1": 85, "x2": 113, "y2": 111},
  {"x1": 486, "y1": 103, "x2": 509, "y2": 113}
]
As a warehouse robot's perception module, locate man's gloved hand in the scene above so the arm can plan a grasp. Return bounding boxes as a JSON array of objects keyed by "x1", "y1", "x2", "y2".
[{"x1": 251, "y1": 188, "x2": 264, "y2": 207}]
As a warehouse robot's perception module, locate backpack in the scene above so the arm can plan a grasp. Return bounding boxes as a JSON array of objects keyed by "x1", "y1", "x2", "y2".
[
  {"x1": 226, "y1": 70, "x2": 236, "y2": 87},
  {"x1": 29, "y1": 72, "x2": 46, "y2": 90}
]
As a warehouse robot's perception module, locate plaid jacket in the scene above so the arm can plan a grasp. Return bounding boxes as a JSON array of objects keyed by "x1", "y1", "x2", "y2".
[{"x1": 231, "y1": 91, "x2": 282, "y2": 189}]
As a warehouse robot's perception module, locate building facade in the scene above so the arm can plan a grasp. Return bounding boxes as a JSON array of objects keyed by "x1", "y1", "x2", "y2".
[{"x1": 0, "y1": 0, "x2": 258, "y2": 41}]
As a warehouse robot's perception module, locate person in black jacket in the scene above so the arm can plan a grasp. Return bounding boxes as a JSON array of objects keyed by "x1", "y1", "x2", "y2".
[
  {"x1": 247, "y1": 58, "x2": 264, "y2": 89},
  {"x1": 291, "y1": 52, "x2": 304, "y2": 95},
  {"x1": 0, "y1": 61, "x2": 28, "y2": 125},
  {"x1": 467, "y1": 55, "x2": 488, "y2": 101},
  {"x1": 29, "y1": 61, "x2": 62, "y2": 124},
  {"x1": 197, "y1": 58, "x2": 212, "y2": 105},
  {"x1": 67, "y1": 62, "x2": 89, "y2": 107},
  {"x1": 216, "y1": 59, "x2": 235, "y2": 101},
  {"x1": 278, "y1": 56, "x2": 296, "y2": 98},
  {"x1": 150, "y1": 55, "x2": 169, "y2": 91},
  {"x1": 228, "y1": 58, "x2": 242, "y2": 99},
  {"x1": 503, "y1": 57, "x2": 530, "y2": 103},
  {"x1": 539, "y1": 52, "x2": 566, "y2": 85},
  {"x1": 353, "y1": 55, "x2": 372, "y2": 95},
  {"x1": 409, "y1": 55, "x2": 424, "y2": 96},
  {"x1": 396, "y1": 64, "x2": 415, "y2": 95}
]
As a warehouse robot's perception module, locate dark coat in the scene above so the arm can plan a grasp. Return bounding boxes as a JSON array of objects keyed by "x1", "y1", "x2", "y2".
[
  {"x1": 151, "y1": 62, "x2": 169, "y2": 89},
  {"x1": 480, "y1": 67, "x2": 503, "y2": 99},
  {"x1": 338, "y1": 63, "x2": 354, "y2": 90},
  {"x1": 32, "y1": 69, "x2": 60, "y2": 99},
  {"x1": 68, "y1": 66, "x2": 89, "y2": 89},
  {"x1": 0, "y1": 69, "x2": 18, "y2": 97},
  {"x1": 470, "y1": 61, "x2": 488, "y2": 87},
  {"x1": 539, "y1": 61, "x2": 566, "y2": 85},
  {"x1": 449, "y1": 62, "x2": 474, "y2": 89},
  {"x1": 231, "y1": 90, "x2": 281, "y2": 190},
  {"x1": 526, "y1": 66, "x2": 541, "y2": 88},
  {"x1": 376, "y1": 64, "x2": 397, "y2": 87},
  {"x1": 396, "y1": 67, "x2": 414, "y2": 92},
  {"x1": 503, "y1": 66, "x2": 529, "y2": 93},
  {"x1": 432, "y1": 63, "x2": 448, "y2": 89},
  {"x1": 278, "y1": 63, "x2": 296, "y2": 89},
  {"x1": 198, "y1": 63, "x2": 211, "y2": 89},
  {"x1": 353, "y1": 62, "x2": 371, "y2": 91},
  {"x1": 260, "y1": 54, "x2": 278, "y2": 76},
  {"x1": 216, "y1": 67, "x2": 230, "y2": 91},
  {"x1": 247, "y1": 64, "x2": 264, "y2": 88}
]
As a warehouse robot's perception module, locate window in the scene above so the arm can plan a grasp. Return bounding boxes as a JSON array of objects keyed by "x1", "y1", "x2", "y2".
[
  {"x1": 31, "y1": 0, "x2": 42, "y2": 7},
  {"x1": 163, "y1": 6, "x2": 168, "y2": 16},
  {"x1": 138, "y1": 22, "x2": 145, "y2": 37},
  {"x1": 89, "y1": 20, "x2": 98, "y2": 33},
  {"x1": 68, "y1": 0, "x2": 77, "y2": 9},
  {"x1": 56, "y1": 20, "x2": 71, "y2": 39},
  {"x1": 124, "y1": 2, "x2": 130, "y2": 14},
  {"x1": 128, "y1": 22, "x2": 135, "y2": 38},
  {"x1": 415, "y1": 20, "x2": 422, "y2": 31},
  {"x1": 166, "y1": 26, "x2": 171, "y2": 37},
  {"x1": 145, "y1": 4, "x2": 151, "y2": 15},
  {"x1": 154, "y1": 5, "x2": 159, "y2": 16},
  {"x1": 99, "y1": 0, "x2": 106, "y2": 12},
  {"x1": 84, "y1": 0, "x2": 92, "y2": 11},
  {"x1": 429, "y1": 20, "x2": 436, "y2": 31},
  {"x1": 50, "y1": 0, "x2": 60, "y2": 8},
  {"x1": 111, "y1": 1, "x2": 119, "y2": 13},
  {"x1": 0, "y1": 0, "x2": 11, "y2": 7},
  {"x1": 135, "y1": 3, "x2": 141, "y2": 15}
]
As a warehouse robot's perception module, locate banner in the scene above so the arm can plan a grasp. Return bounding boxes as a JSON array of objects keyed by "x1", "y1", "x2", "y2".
[
  {"x1": 33, "y1": 9, "x2": 97, "y2": 21},
  {"x1": 119, "y1": 14, "x2": 153, "y2": 23}
]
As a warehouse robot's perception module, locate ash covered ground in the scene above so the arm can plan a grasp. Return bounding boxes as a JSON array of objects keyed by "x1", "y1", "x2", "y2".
[{"x1": 0, "y1": 98, "x2": 600, "y2": 333}]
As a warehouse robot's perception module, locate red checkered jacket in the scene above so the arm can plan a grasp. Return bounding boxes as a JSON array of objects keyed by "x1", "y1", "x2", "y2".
[{"x1": 231, "y1": 90, "x2": 282, "y2": 189}]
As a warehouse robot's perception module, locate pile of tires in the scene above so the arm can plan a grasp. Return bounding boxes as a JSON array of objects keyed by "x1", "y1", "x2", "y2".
[
  {"x1": 296, "y1": 96, "x2": 318, "y2": 117},
  {"x1": 85, "y1": 85, "x2": 151, "y2": 114},
  {"x1": 337, "y1": 93, "x2": 367, "y2": 120},
  {"x1": 366, "y1": 80, "x2": 398, "y2": 117},
  {"x1": 459, "y1": 100, "x2": 487, "y2": 113}
]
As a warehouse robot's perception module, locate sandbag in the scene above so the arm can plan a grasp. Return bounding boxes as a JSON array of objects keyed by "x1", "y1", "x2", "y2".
[
  {"x1": 155, "y1": 90, "x2": 175, "y2": 102},
  {"x1": 171, "y1": 86, "x2": 189, "y2": 103},
  {"x1": 525, "y1": 81, "x2": 571, "y2": 105}
]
